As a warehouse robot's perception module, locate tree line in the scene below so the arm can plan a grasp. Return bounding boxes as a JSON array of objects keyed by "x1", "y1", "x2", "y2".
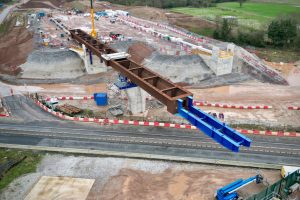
[
  {"x1": 0, "y1": 0, "x2": 13, "y2": 3},
  {"x1": 213, "y1": 13, "x2": 300, "y2": 49}
]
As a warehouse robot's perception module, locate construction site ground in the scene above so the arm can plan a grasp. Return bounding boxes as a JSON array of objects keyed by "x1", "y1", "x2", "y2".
[
  {"x1": 0, "y1": 154, "x2": 280, "y2": 200},
  {"x1": 1, "y1": 70, "x2": 300, "y2": 128},
  {"x1": 0, "y1": 3, "x2": 296, "y2": 128},
  {"x1": 0, "y1": 1, "x2": 300, "y2": 198},
  {"x1": 0, "y1": 26, "x2": 33, "y2": 75},
  {"x1": 21, "y1": 76, "x2": 300, "y2": 128}
]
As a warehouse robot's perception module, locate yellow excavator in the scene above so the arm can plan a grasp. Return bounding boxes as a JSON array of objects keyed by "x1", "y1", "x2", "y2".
[{"x1": 90, "y1": 0, "x2": 97, "y2": 38}]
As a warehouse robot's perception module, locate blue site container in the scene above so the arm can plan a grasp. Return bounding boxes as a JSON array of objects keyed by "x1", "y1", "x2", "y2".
[
  {"x1": 95, "y1": 11, "x2": 107, "y2": 17},
  {"x1": 94, "y1": 93, "x2": 108, "y2": 106},
  {"x1": 38, "y1": 12, "x2": 45, "y2": 17}
]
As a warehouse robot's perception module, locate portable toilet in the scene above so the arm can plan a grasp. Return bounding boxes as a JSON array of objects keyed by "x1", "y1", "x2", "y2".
[{"x1": 94, "y1": 93, "x2": 108, "y2": 106}]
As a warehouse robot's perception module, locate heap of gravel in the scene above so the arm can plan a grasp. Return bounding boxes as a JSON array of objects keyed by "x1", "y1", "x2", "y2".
[
  {"x1": 111, "y1": 41, "x2": 214, "y2": 85},
  {"x1": 144, "y1": 53, "x2": 214, "y2": 84},
  {"x1": 194, "y1": 73, "x2": 253, "y2": 88},
  {"x1": 109, "y1": 40, "x2": 138, "y2": 52},
  {"x1": 109, "y1": 41, "x2": 255, "y2": 86},
  {"x1": 20, "y1": 49, "x2": 85, "y2": 79}
]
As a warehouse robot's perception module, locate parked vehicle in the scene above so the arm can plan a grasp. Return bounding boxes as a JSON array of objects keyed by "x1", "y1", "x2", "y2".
[{"x1": 44, "y1": 98, "x2": 59, "y2": 110}]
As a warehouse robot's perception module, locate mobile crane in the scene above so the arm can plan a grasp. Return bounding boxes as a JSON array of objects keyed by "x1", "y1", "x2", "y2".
[
  {"x1": 90, "y1": 0, "x2": 97, "y2": 38},
  {"x1": 216, "y1": 174, "x2": 264, "y2": 200}
]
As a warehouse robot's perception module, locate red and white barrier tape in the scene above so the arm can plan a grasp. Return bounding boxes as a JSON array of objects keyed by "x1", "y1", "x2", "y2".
[
  {"x1": 44, "y1": 96, "x2": 274, "y2": 110},
  {"x1": 0, "y1": 113, "x2": 9, "y2": 117},
  {"x1": 193, "y1": 101, "x2": 272, "y2": 110},
  {"x1": 34, "y1": 100, "x2": 300, "y2": 137},
  {"x1": 0, "y1": 108, "x2": 10, "y2": 117},
  {"x1": 288, "y1": 106, "x2": 300, "y2": 110},
  {"x1": 45, "y1": 96, "x2": 94, "y2": 101},
  {"x1": 237, "y1": 129, "x2": 299, "y2": 137}
]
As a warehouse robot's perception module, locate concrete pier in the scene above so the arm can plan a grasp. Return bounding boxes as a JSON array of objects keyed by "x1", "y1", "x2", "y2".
[
  {"x1": 69, "y1": 44, "x2": 107, "y2": 74},
  {"x1": 125, "y1": 87, "x2": 147, "y2": 114}
]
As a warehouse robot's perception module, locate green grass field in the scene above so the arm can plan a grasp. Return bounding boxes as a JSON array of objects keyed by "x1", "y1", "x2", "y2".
[
  {"x1": 249, "y1": 0, "x2": 300, "y2": 6},
  {"x1": 0, "y1": 149, "x2": 43, "y2": 190},
  {"x1": 171, "y1": 2, "x2": 300, "y2": 29}
]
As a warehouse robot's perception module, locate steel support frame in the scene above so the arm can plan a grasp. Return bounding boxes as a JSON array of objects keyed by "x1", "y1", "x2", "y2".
[
  {"x1": 178, "y1": 96, "x2": 252, "y2": 152},
  {"x1": 70, "y1": 29, "x2": 192, "y2": 113}
]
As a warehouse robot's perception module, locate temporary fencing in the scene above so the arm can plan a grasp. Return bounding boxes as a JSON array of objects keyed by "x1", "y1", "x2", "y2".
[{"x1": 34, "y1": 99, "x2": 300, "y2": 137}]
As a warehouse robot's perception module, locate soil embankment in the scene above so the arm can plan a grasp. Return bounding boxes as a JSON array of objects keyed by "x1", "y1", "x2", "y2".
[
  {"x1": 125, "y1": 6, "x2": 216, "y2": 34},
  {"x1": 20, "y1": 49, "x2": 85, "y2": 79},
  {"x1": 0, "y1": 27, "x2": 33, "y2": 75},
  {"x1": 21, "y1": 0, "x2": 74, "y2": 9}
]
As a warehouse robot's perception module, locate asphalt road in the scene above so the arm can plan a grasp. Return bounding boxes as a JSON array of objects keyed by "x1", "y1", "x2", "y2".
[
  {"x1": 0, "y1": 120, "x2": 299, "y2": 166},
  {"x1": 0, "y1": 0, "x2": 30, "y2": 24},
  {"x1": 0, "y1": 5, "x2": 14, "y2": 24},
  {"x1": 1, "y1": 95, "x2": 299, "y2": 167},
  {"x1": 2, "y1": 95, "x2": 57, "y2": 121}
]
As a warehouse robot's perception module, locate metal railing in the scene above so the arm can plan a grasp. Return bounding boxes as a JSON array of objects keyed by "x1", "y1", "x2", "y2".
[{"x1": 247, "y1": 170, "x2": 300, "y2": 200}]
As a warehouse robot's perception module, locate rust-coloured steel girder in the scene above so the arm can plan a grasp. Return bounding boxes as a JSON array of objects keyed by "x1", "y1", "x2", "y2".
[{"x1": 69, "y1": 29, "x2": 192, "y2": 114}]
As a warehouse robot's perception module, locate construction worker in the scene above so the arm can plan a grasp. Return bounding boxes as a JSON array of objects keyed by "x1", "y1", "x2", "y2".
[
  {"x1": 212, "y1": 113, "x2": 217, "y2": 118},
  {"x1": 219, "y1": 113, "x2": 224, "y2": 121}
]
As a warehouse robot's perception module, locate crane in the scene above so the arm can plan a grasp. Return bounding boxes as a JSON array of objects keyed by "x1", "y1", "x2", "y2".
[
  {"x1": 90, "y1": 0, "x2": 97, "y2": 38},
  {"x1": 216, "y1": 174, "x2": 263, "y2": 200}
]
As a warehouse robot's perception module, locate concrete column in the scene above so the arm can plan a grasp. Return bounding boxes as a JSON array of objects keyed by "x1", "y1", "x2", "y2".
[
  {"x1": 125, "y1": 87, "x2": 147, "y2": 114},
  {"x1": 209, "y1": 46, "x2": 233, "y2": 76},
  {"x1": 227, "y1": 43, "x2": 235, "y2": 53},
  {"x1": 82, "y1": 44, "x2": 89, "y2": 72},
  {"x1": 74, "y1": 44, "x2": 107, "y2": 74}
]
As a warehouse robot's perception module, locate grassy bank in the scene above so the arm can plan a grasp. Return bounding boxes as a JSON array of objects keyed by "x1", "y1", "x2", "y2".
[
  {"x1": 0, "y1": 149, "x2": 43, "y2": 190},
  {"x1": 0, "y1": 16, "x2": 14, "y2": 36},
  {"x1": 254, "y1": 48, "x2": 300, "y2": 63},
  {"x1": 171, "y1": 2, "x2": 300, "y2": 29}
]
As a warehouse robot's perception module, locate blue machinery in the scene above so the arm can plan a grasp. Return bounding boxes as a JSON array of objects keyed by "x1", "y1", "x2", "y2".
[
  {"x1": 216, "y1": 174, "x2": 263, "y2": 200},
  {"x1": 178, "y1": 97, "x2": 251, "y2": 152},
  {"x1": 114, "y1": 74, "x2": 137, "y2": 90},
  {"x1": 115, "y1": 78, "x2": 252, "y2": 152}
]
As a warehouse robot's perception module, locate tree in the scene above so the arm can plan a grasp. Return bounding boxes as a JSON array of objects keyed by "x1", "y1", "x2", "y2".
[
  {"x1": 0, "y1": 0, "x2": 13, "y2": 3},
  {"x1": 220, "y1": 18, "x2": 232, "y2": 40},
  {"x1": 238, "y1": 0, "x2": 247, "y2": 8},
  {"x1": 213, "y1": 18, "x2": 232, "y2": 41},
  {"x1": 268, "y1": 18, "x2": 297, "y2": 46}
]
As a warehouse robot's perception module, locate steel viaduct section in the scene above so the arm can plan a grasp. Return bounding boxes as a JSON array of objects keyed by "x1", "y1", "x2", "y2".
[
  {"x1": 70, "y1": 29, "x2": 191, "y2": 114},
  {"x1": 69, "y1": 29, "x2": 251, "y2": 152}
]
